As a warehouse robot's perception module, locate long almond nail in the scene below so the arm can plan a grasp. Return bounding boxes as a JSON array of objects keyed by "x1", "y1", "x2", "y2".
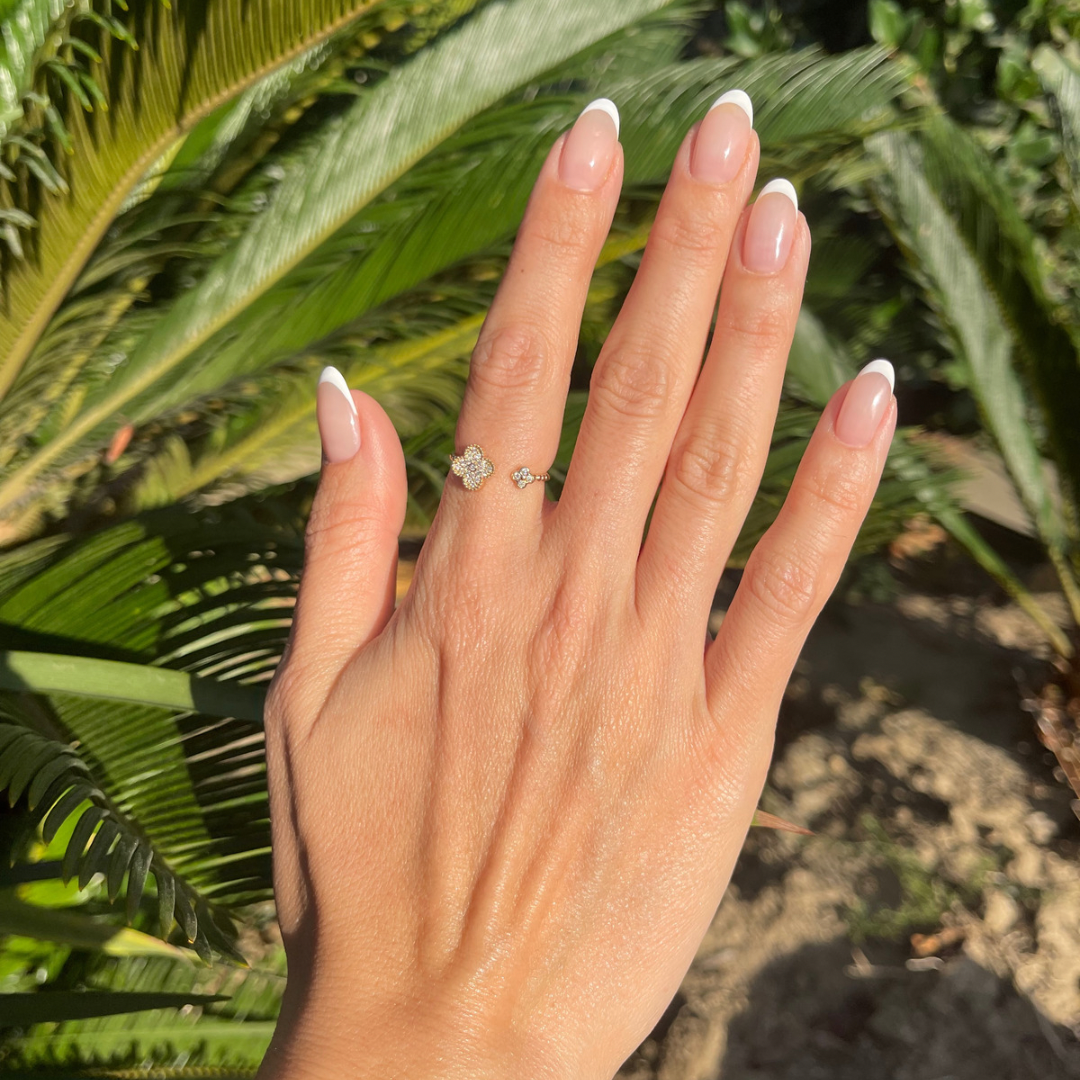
[
  {"x1": 835, "y1": 359, "x2": 895, "y2": 448},
  {"x1": 690, "y1": 90, "x2": 753, "y2": 184},
  {"x1": 743, "y1": 178, "x2": 798, "y2": 273},
  {"x1": 559, "y1": 98, "x2": 619, "y2": 192},
  {"x1": 317, "y1": 366, "x2": 360, "y2": 463}
]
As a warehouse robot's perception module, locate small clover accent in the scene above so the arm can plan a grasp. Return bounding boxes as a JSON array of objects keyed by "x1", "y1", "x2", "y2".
[
  {"x1": 449, "y1": 445, "x2": 495, "y2": 490},
  {"x1": 512, "y1": 466, "x2": 549, "y2": 489}
]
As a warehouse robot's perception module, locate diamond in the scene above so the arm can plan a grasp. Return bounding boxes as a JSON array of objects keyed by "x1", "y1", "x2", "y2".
[
  {"x1": 450, "y1": 444, "x2": 495, "y2": 490},
  {"x1": 513, "y1": 467, "x2": 534, "y2": 489}
]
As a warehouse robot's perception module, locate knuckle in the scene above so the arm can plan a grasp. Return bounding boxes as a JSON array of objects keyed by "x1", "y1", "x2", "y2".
[
  {"x1": 591, "y1": 344, "x2": 671, "y2": 422},
  {"x1": 649, "y1": 209, "x2": 721, "y2": 260},
  {"x1": 716, "y1": 302, "x2": 792, "y2": 355},
  {"x1": 469, "y1": 323, "x2": 550, "y2": 396},
  {"x1": 743, "y1": 547, "x2": 821, "y2": 628},
  {"x1": 670, "y1": 422, "x2": 748, "y2": 508},
  {"x1": 305, "y1": 501, "x2": 391, "y2": 562},
  {"x1": 795, "y1": 466, "x2": 867, "y2": 523}
]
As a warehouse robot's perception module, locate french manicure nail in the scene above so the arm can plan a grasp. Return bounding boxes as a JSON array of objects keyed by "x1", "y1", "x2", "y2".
[
  {"x1": 834, "y1": 359, "x2": 895, "y2": 448},
  {"x1": 742, "y1": 178, "x2": 798, "y2": 274},
  {"x1": 559, "y1": 98, "x2": 619, "y2": 192},
  {"x1": 690, "y1": 89, "x2": 753, "y2": 184},
  {"x1": 317, "y1": 365, "x2": 361, "y2": 463}
]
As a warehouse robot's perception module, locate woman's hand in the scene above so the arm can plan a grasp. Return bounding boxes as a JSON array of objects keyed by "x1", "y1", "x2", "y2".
[{"x1": 258, "y1": 93, "x2": 896, "y2": 1080}]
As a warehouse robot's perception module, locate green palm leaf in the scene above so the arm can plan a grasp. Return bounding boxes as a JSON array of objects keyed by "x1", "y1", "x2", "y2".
[
  {"x1": 0, "y1": 991, "x2": 227, "y2": 1027},
  {"x1": 1033, "y1": 43, "x2": 1080, "y2": 190},
  {"x1": 0, "y1": 652, "x2": 266, "y2": 722},
  {"x1": 0, "y1": 43, "x2": 906, "y2": 525},
  {"x1": 0, "y1": 720, "x2": 241, "y2": 959},
  {"x1": 0, "y1": 498, "x2": 306, "y2": 935},
  {"x1": 869, "y1": 124, "x2": 1080, "y2": 636},
  {"x1": 0, "y1": 0, "x2": 390, "y2": 396},
  {"x1": 0, "y1": 0, "x2": 673, "y2": 514}
]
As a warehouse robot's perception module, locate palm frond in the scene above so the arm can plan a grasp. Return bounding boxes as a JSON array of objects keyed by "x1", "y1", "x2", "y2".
[
  {"x1": 0, "y1": 43, "x2": 909, "y2": 531},
  {"x1": 0, "y1": 651, "x2": 265, "y2": 721},
  {"x1": 0, "y1": 0, "x2": 675, "y2": 519},
  {"x1": 0, "y1": 497, "x2": 306, "y2": 936},
  {"x1": 0, "y1": 720, "x2": 241, "y2": 960},
  {"x1": 869, "y1": 124, "x2": 1080, "y2": 633},
  {"x1": 1, "y1": 991, "x2": 227, "y2": 1027},
  {"x1": 0, "y1": 0, "x2": 391, "y2": 396},
  {"x1": 1033, "y1": 43, "x2": 1080, "y2": 200}
]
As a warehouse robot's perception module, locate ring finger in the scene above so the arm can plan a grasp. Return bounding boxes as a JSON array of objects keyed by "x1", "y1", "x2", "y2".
[{"x1": 445, "y1": 99, "x2": 623, "y2": 522}]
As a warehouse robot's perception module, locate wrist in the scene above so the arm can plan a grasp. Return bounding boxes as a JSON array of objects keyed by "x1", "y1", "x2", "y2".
[{"x1": 257, "y1": 973, "x2": 570, "y2": 1080}]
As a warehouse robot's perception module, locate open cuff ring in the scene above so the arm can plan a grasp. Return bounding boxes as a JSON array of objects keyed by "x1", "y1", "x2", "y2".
[{"x1": 448, "y1": 445, "x2": 548, "y2": 491}]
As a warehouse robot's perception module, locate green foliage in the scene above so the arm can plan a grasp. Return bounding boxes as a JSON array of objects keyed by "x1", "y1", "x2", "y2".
[
  {"x1": 0, "y1": 720, "x2": 243, "y2": 962},
  {"x1": 0, "y1": 0, "x2": 394, "y2": 395},
  {"x1": 0, "y1": 0, "x2": 987, "y2": 1071},
  {"x1": 845, "y1": 815, "x2": 973, "y2": 943},
  {"x1": 0, "y1": 495, "x2": 300, "y2": 1070},
  {"x1": 862, "y1": 2, "x2": 1080, "y2": 649}
]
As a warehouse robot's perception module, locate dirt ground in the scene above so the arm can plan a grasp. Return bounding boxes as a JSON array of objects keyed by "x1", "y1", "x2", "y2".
[{"x1": 618, "y1": 563, "x2": 1080, "y2": 1079}]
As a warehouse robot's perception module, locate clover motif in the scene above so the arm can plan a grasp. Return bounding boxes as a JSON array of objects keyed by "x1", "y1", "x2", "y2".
[
  {"x1": 449, "y1": 444, "x2": 495, "y2": 490},
  {"x1": 512, "y1": 467, "x2": 536, "y2": 489}
]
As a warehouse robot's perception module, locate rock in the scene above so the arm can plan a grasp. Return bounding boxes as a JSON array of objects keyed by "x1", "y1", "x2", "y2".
[
  {"x1": 1026, "y1": 810, "x2": 1058, "y2": 845},
  {"x1": 983, "y1": 891, "x2": 1020, "y2": 936},
  {"x1": 1009, "y1": 846, "x2": 1048, "y2": 889}
]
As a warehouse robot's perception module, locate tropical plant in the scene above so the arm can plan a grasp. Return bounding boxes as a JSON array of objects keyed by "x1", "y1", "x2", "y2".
[
  {"x1": 856, "y1": 0, "x2": 1080, "y2": 799},
  {"x1": 0, "y1": 0, "x2": 958, "y2": 1073}
]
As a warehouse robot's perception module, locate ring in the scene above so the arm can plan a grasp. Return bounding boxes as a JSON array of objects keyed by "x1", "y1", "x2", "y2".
[
  {"x1": 449, "y1": 445, "x2": 495, "y2": 490},
  {"x1": 512, "y1": 466, "x2": 550, "y2": 489}
]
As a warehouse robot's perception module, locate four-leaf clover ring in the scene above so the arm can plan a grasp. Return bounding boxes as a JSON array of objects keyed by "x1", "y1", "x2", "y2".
[{"x1": 448, "y1": 445, "x2": 549, "y2": 491}]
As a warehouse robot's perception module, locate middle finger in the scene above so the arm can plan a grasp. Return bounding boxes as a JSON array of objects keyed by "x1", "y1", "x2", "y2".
[{"x1": 557, "y1": 90, "x2": 758, "y2": 562}]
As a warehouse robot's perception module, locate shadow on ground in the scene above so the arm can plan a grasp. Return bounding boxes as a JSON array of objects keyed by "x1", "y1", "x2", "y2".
[
  {"x1": 717, "y1": 940, "x2": 1079, "y2": 1079},
  {"x1": 620, "y1": 578, "x2": 1080, "y2": 1079}
]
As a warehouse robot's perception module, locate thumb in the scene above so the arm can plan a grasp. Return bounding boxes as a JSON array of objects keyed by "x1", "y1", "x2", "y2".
[{"x1": 278, "y1": 366, "x2": 407, "y2": 714}]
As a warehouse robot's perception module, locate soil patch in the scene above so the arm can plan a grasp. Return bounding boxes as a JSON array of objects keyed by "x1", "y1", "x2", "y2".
[{"x1": 621, "y1": 589, "x2": 1080, "y2": 1079}]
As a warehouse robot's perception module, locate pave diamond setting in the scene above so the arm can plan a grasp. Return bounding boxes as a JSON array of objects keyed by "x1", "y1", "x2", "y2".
[{"x1": 449, "y1": 445, "x2": 495, "y2": 490}]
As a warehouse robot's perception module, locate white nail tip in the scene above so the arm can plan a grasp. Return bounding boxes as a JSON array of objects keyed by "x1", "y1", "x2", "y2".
[
  {"x1": 759, "y1": 178, "x2": 798, "y2": 211},
  {"x1": 581, "y1": 97, "x2": 620, "y2": 139},
  {"x1": 710, "y1": 89, "x2": 753, "y2": 125},
  {"x1": 859, "y1": 358, "x2": 895, "y2": 392},
  {"x1": 318, "y1": 365, "x2": 357, "y2": 415}
]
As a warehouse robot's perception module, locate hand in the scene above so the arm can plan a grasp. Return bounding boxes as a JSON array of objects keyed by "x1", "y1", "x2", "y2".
[{"x1": 258, "y1": 93, "x2": 896, "y2": 1080}]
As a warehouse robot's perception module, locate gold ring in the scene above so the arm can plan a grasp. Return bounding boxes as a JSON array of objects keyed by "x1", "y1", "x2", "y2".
[
  {"x1": 449, "y1": 445, "x2": 495, "y2": 490},
  {"x1": 512, "y1": 466, "x2": 550, "y2": 489}
]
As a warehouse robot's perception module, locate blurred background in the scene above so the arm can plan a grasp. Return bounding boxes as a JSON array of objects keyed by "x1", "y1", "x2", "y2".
[{"x1": 0, "y1": 0, "x2": 1078, "y2": 1075}]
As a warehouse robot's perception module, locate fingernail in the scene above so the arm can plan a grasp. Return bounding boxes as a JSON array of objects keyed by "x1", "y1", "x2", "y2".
[
  {"x1": 317, "y1": 366, "x2": 360, "y2": 463},
  {"x1": 742, "y1": 178, "x2": 798, "y2": 273},
  {"x1": 690, "y1": 90, "x2": 753, "y2": 184},
  {"x1": 834, "y1": 359, "x2": 895, "y2": 448},
  {"x1": 559, "y1": 98, "x2": 619, "y2": 192}
]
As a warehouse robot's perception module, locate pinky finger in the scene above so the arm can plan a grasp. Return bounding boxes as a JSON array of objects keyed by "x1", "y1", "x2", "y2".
[{"x1": 704, "y1": 360, "x2": 896, "y2": 724}]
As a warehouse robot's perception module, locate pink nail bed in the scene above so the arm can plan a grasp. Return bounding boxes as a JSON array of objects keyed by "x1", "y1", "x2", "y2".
[
  {"x1": 559, "y1": 98, "x2": 619, "y2": 192},
  {"x1": 834, "y1": 360, "x2": 895, "y2": 448},
  {"x1": 743, "y1": 178, "x2": 798, "y2": 274},
  {"x1": 317, "y1": 366, "x2": 361, "y2": 463},
  {"x1": 690, "y1": 90, "x2": 753, "y2": 184}
]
